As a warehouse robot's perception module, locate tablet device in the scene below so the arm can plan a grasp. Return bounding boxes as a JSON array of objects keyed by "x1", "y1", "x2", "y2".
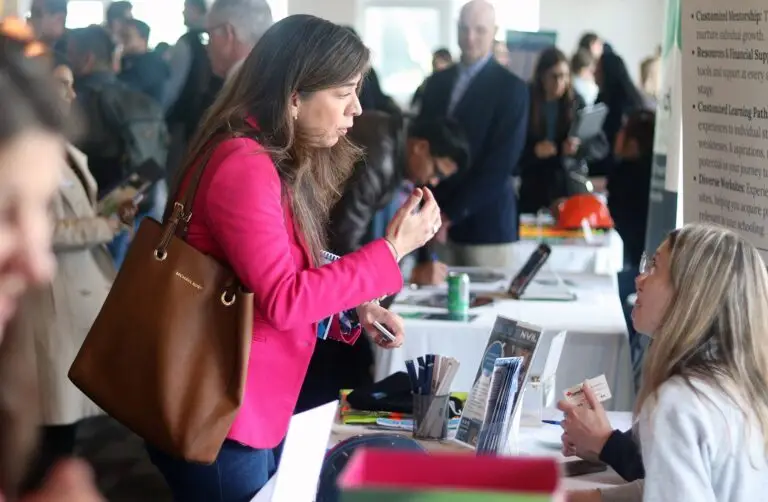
[
  {"x1": 569, "y1": 103, "x2": 609, "y2": 140},
  {"x1": 507, "y1": 244, "x2": 552, "y2": 299}
]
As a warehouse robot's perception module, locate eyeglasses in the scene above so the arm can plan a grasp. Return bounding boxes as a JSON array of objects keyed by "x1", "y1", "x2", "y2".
[{"x1": 639, "y1": 251, "x2": 653, "y2": 275}]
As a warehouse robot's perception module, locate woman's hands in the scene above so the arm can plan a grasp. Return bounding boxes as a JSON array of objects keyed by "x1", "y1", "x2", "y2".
[
  {"x1": 105, "y1": 200, "x2": 139, "y2": 234},
  {"x1": 562, "y1": 137, "x2": 581, "y2": 156},
  {"x1": 116, "y1": 199, "x2": 139, "y2": 226},
  {"x1": 410, "y1": 261, "x2": 449, "y2": 285},
  {"x1": 534, "y1": 140, "x2": 557, "y2": 159},
  {"x1": 385, "y1": 187, "x2": 441, "y2": 260},
  {"x1": 356, "y1": 302, "x2": 404, "y2": 349},
  {"x1": 557, "y1": 384, "x2": 613, "y2": 461}
]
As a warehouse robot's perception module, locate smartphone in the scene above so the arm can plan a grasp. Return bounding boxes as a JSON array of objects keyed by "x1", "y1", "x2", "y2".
[
  {"x1": 507, "y1": 244, "x2": 552, "y2": 299},
  {"x1": 563, "y1": 460, "x2": 608, "y2": 477},
  {"x1": 372, "y1": 321, "x2": 396, "y2": 343}
]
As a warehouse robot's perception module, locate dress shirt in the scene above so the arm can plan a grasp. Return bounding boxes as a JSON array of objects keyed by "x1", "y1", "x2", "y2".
[{"x1": 447, "y1": 53, "x2": 493, "y2": 117}]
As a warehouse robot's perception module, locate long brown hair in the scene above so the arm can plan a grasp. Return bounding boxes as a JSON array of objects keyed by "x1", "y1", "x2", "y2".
[
  {"x1": 170, "y1": 15, "x2": 369, "y2": 264},
  {"x1": 0, "y1": 19, "x2": 72, "y2": 499},
  {"x1": 529, "y1": 46, "x2": 574, "y2": 139}
]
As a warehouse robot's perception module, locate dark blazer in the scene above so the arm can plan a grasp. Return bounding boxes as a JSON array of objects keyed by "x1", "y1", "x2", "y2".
[{"x1": 418, "y1": 58, "x2": 529, "y2": 244}]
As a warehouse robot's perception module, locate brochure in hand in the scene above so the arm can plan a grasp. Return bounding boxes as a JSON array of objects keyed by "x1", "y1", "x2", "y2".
[{"x1": 454, "y1": 316, "x2": 543, "y2": 450}]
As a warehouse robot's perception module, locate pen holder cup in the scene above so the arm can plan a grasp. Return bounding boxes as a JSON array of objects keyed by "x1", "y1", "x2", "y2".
[{"x1": 412, "y1": 393, "x2": 450, "y2": 440}]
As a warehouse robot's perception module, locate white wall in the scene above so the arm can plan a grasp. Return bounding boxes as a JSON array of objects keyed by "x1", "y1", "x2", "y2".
[
  {"x1": 289, "y1": 0, "x2": 356, "y2": 25},
  {"x1": 539, "y1": 0, "x2": 665, "y2": 83}
]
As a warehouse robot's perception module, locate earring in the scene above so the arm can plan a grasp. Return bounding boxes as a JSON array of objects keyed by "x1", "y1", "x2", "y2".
[{"x1": 292, "y1": 113, "x2": 298, "y2": 121}]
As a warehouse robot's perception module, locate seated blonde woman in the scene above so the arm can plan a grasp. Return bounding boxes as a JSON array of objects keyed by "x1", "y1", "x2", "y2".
[{"x1": 563, "y1": 223, "x2": 768, "y2": 502}]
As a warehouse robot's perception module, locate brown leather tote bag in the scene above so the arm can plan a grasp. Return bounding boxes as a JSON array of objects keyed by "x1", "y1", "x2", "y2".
[{"x1": 69, "y1": 150, "x2": 253, "y2": 464}]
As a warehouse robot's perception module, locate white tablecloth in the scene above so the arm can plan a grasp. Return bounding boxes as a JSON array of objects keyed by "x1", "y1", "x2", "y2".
[
  {"x1": 512, "y1": 230, "x2": 624, "y2": 276},
  {"x1": 375, "y1": 272, "x2": 635, "y2": 411}
]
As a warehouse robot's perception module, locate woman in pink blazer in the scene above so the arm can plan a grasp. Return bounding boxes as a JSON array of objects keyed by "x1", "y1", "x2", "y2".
[{"x1": 146, "y1": 15, "x2": 442, "y2": 502}]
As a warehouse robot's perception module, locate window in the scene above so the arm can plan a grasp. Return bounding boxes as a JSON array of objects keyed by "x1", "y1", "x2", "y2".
[
  {"x1": 362, "y1": 5, "x2": 443, "y2": 106},
  {"x1": 65, "y1": 0, "x2": 104, "y2": 29},
  {"x1": 131, "y1": 0, "x2": 186, "y2": 47}
]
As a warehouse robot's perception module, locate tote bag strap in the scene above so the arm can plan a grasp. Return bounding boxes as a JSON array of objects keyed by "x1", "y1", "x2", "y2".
[{"x1": 155, "y1": 145, "x2": 217, "y2": 258}]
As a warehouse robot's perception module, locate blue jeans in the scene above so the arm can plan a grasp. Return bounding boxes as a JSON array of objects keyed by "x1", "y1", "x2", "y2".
[{"x1": 147, "y1": 440, "x2": 281, "y2": 502}]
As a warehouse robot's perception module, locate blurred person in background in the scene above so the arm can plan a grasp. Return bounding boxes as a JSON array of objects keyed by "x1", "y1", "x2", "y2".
[
  {"x1": 0, "y1": 19, "x2": 103, "y2": 502},
  {"x1": 582, "y1": 32, "x2": 644, "y2": 176},
  {"x1": 411, "y1": 48, "x2": 453, "y2": 111},
  {"x1": 418, "y1": 0, "x2": 529, "y2": 268},
  {"x1": 518, "y1": 47, "x2": 608, "y2": 214},
  {"x1": 206, "y1": 0, "x2": 273, "y2": 83},
  {"x1": 154, "y1": 41, "x2": 172, "y2": 63},
  {"x1": 118, "y1": 18, "x2": 170, "y2": 103},
  {"x1": 607, "y1": 109, "x2": 655, "y2": 392},
  {"x1": 493, "y1": 39, "x2": 509, "y2": 67},
  {"x1": 28, "y1": 0, "x2": 68, "y2": 57},
  {"x1": 67, "y1": 25, "x2": 169, "y2": 269},
  {"x1": 105, "y1": 1, "x2": 133, "y2": 72},
  {"x1": 639, "y1": 54, "x2": 660, "y2": 110},
  {"x1": 570, "y1": 48, "x2": 598, "y2": 106},
  {"x1": 18, "y1": 54, "x2": 136, "y2": 492},
  {"x1": 164, "y1": 0, "x2": 218, "y2": 180},
  {"x1": 105, "y1": 1, "x2": 133, "y2": 39}
]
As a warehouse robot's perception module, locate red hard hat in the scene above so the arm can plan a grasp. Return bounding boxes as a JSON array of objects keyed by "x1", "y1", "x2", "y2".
[{"x1": 556, "y1": 194, "x2": 614, "y2": 230}]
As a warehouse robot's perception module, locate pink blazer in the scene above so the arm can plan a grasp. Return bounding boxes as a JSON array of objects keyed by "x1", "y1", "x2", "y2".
[{"x1": 182, "y1": 137, "x2": 403, "y2": 449}]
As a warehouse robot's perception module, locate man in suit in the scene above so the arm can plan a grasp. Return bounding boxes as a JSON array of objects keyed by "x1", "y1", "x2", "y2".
[{"x1": 418, "y1": 0, "x2": 529, "y2": 267}]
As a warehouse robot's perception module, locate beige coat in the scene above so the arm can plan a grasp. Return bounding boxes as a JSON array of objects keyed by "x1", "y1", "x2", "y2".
[{"x1": 14, "y1": 145, "x2": 116, "y2": 425}]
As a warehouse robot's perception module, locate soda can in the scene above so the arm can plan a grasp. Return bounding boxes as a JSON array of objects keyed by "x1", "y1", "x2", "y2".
[{"x1": 447, "y1": 272, "x2": 470, "y2": 317}]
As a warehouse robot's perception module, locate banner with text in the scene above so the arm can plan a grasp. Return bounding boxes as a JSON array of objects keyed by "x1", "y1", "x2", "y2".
[
  {"x1": 681, "y1": 3, "x2": 768, "y2": 257},
  {"x1": 646, "y1": 0, "x2": 684, "y2": 254}
]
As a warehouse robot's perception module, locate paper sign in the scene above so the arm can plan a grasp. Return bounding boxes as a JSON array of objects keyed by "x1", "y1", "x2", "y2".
[{"x1": 251, "y1": 401, "x2": 338, "y2": 502}]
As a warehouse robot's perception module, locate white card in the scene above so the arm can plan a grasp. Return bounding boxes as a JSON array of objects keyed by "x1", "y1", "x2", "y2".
[{"x1": 564, "y1": 374, "x2": 612, "y2": 408}]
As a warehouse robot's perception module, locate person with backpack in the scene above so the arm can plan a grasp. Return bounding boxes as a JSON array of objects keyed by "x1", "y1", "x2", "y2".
[
  {"x1": 163, "y1": 0, "x2": 221, "y2": 181},
  {"x1": 67, "y1": 25, "x2": 169, "y2": 268}
]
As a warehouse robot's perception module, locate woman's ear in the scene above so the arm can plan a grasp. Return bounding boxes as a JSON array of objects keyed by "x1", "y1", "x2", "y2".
[{"x1": 289, "y1": 92, "x2": 300, "y2": 121}]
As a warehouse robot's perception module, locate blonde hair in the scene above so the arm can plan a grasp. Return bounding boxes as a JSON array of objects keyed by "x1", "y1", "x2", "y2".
[
  {"x1": 636, "y1": 224, "x2": 768, "y2": 452},
  {"x1": 640, "y1": 55, "x2": 660, "y2": 98}
]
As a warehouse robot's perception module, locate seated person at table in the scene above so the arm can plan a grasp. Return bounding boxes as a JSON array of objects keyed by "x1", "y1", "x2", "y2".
[
  {"x1": 518, "y1": 46, "x2": 609, "y2": 215},
  {"x1": 564, "y1": 224, "x2": 768, "y2": 502},
  {"x1": 328, "y1": 114, "x2": 470, "y2": 286}
]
